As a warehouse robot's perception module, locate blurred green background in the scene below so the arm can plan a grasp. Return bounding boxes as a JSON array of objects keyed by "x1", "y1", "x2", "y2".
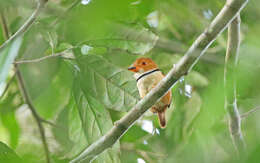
[{"x1": 0, "y1": 0, "x2": 260, "y2": 163}]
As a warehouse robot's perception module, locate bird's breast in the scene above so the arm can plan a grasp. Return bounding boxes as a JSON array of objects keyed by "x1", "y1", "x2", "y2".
[{"x1": 136, "y1": 71, "x2": 164, "y2": 95}]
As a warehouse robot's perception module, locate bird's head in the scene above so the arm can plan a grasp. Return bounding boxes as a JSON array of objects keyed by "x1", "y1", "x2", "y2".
[{"x1": 128, "y1": 58, "x2": 158, "y2": 73}]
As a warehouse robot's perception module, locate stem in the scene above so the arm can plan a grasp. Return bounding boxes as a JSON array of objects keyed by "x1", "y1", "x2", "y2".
[
  {"x1": 70, "y1": 0, "x2": 249, "y2": 162},
  {"x1": 224, "y1": 14, "x2": 246, "y2": 154},
  {"x1": 14, "y1": 48, "x2": 74, "y2": 64},
  {"x1": 50, "y1": 0, "x2": 81, "y2": 27},
  {"x1": 15, "y1": 64, "x2": 51, "y2": 163},
  {"x1": 1, "y1": 7, "x2": 51, "y2": 162},
  {"x1": 0, "y1": 12, "x2": 10, "y2": 40},
  {"x1": 241, "y1": 106, "x2": 260, "y2": 119}
]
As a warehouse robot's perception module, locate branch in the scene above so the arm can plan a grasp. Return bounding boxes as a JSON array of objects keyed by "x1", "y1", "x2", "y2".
[
  {"x1": 0, "y1": 12, "x2": 10, "y2": 40},
  {"x1": 70, "y1": 0, "x2": 248, "y2": 162},
  {"x1": 14, "y1": 48, "x2": 74, "y2": 64},
  {"x1": 224, "y1": 14, "x2": 246, "y2": 154},
  {"x1": 15, "y1": 64, "x2": 51, "y2": 163},
  {"x1": 39, "y1": 117, "x2": 64, "y2": 129},
  {"x1": 241, "y1": 106, "x2": 260, "y2": 119},
  {"x1": 1, "y1": 4, "x2": 50, "y2": 161},
  {"x1": 0, "y1": 0, "x2": 48, "y2": 52}
]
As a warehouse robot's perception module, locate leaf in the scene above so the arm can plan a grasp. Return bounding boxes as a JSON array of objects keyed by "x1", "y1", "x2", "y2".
[
  {"x1": 60, "y1": 0, "x2": 79, "y2": 7},
  {"x1": 0, "y1": 37, "x2": 23, "y2": 86},
  {"x1": 77, "y1": 55, "x2": 139, "y2": 112},
  {"x1": 0, "y1": 141, "x2": 21, "y2": 163},
  {"x1": 183, "y1": 91, "x2": 202, "y2": 137},
  {"x1": 18, "y1": 30, "x2": 59, "y2": 101},
  {"x1": 0, "y1": 79, "x2": 21, "y2": 149},
  {"x1": 0, "y1": 101, "x2": 20, "y2": 149},
  {"x1": 0, "y1": 0, "x2": 16, "y2": 9},
  {"x1": 121, "y1": 125, "x2": 148, "y2": 143},
  {"x1": 52, "y1": 95, "x2": 87, "y2": 158},
  {"x1": 185, "y1": 71, "x2": 209, "y2": 88},
  {"x1": 83, "y1": 25, "x2": 158, "y2": 55},
  {"x1": 0, "y1": 28, "x2": 4, "y2": 45},
  {"x1": 150, "y1": 52, "x2": 182, "y2": 72},
  {"x1": 118, "y1": 25, "x2": 158, "y2": 55},
  {"x1": 52, "y1": 106, "x2": 73, "y2": 151},
  {"x1": 73, "y1": 78, "x2": 121, "y2": 162},
  {"x1": 32, "y1": 61, "x2": 74, "y2": 119}
]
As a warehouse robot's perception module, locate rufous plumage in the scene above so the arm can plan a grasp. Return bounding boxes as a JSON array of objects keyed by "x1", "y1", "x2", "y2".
[{"x1": 128, "y1": 58, "x2": 172, "y2": 128}]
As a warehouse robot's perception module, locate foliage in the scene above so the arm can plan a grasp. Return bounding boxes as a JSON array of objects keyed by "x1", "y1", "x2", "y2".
[{"x1": 0, "y1": 0, "x2": 260, "y2": 163}]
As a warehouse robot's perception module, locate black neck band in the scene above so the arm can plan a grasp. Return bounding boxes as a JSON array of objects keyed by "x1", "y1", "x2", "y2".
[{"x1": 136, "y1": 69, "x2": 160, "y2": 82}]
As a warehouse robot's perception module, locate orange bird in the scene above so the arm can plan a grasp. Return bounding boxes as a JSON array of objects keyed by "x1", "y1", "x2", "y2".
[{"x1": 128, "y1": 58, "x2": 172, "y2": 128}]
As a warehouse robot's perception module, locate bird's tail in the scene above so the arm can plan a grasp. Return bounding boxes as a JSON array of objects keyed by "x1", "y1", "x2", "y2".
[{"x1": 158, "y1": 111, "x2": 166, "y2": 128}]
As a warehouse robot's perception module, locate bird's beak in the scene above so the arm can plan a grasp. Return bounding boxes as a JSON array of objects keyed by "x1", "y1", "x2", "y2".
[{"x1": 128, "y1": 67, "x2": 138, "y2": 72}]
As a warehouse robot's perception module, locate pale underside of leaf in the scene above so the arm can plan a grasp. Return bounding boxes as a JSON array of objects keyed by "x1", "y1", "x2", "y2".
[
  {"x1": 0, "y1": 37, "x2": 23, "y2": 86},
  {"x1": 73, "y1": 80, "x2": 121, "y2": 163},
  {"x1": 77, "y1": 55, "x2": 139, "y2": 112}
]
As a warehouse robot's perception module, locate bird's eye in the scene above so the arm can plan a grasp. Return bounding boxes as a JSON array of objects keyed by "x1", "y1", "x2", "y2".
[{"x1": 142, "y1": 62, "x2": 146, "y2": 65}]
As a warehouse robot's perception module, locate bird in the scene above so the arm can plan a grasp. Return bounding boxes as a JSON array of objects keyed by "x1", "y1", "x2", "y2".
[{"x1": 128, "y1": 58, "x2": 172, "y2": 128}]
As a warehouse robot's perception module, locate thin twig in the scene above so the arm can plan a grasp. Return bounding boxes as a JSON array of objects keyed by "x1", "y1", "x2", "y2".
[
  {"x1": 39, "y1": 117, "x2": 65, "y2": 129},
  {"x1": 14, "y1": 50, "x2": 73, "y2": 64},
  {"x1": 224, "y1": 14, "x2": 246, "y2": 154},
  {"x1": 15, "y1": 64, "x2": 51, "y2": 163},
  {"x1": 1, "y1": 3, "x2": 50, "y2": 162},
  {"x1": 50, "y1": 0, "x2": 81, "y2": 27},
  {"x1": 0, "y1": 12, "x2": 10, "y2": 40},
  {"x1": 241, "y1": 106, "x2": 260, "y2": 119},
  {"x1": 0, "y1": 0, "x2": 47, "y2": 52},
  {"x1": 70, "y1": 0, "x2": 249, "y2": 162},
  {"x1": 40, "y1": 118, "x2": 58, "y2": 127}
]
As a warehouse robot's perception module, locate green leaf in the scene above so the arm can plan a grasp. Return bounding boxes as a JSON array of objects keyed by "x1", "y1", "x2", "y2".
[
  {"x1": 32, "y1": 61, "x2": 74, "y2": 119},
  {"x1": 18, "y1": 31, "x2": 59, "y2": 100},
  {"x1": 150, "y1": 52, "x2": 182, "y2": 73},
  {"x1": 73, "y1": 78, "x2": 121, "y2": 162},
  {"x1": 0, "y1": 0, "x2": 16, "y2": 9},
  {"x1": 52, "y1": 106, "x2": 73, "y2": 151},
  {"x1": 52, "y1": 95, "x2": 87, "y2": 158},
  {"x1": 183, "y1": 91, "x2": 202, "y2": 137},
  {"x1": 117, "y1": 25, "x2": 158, "y2": 55},
  {"x1": 185, "y1": 71, "x2": 209, "y2": 88},
  {"x1": 0, "y1": 97, "x2": 20, "y2": 148},
  {"x1": 0, "y1": 37, "x2": 23, "y2": 86},
  {"x1": 81, "y1": 25, "x2": 158, "y2": 55},
  {"x1": 77, "y1": 55, "x2": 139, "y2": 111},
  {"x1": 0, "y1": 28, "x2": 4, "y2": 45},
  {"x1": 0, "y1": 141, "x2": 21, "y2": 163},
  {"x1": 121, "y1": 125, "x2": 148, "y2": 143}
]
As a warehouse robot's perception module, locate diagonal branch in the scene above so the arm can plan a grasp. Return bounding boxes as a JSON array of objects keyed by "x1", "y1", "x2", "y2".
[
  {"x1": 0, "y1": 0, "x2": 48, "y2": 52},
  {"x1": 14, "y1": 48, "x2": 75, "y2": 64},
  {"x1": 241, "y1": 106, "x2": 260, "y2": 119},
  {"x1": 224, "y1": 14, "x2": 246, "y2": 154},
  {"x1": 50, "y1": 0, "x2": 81, "y2": 27},
  {"x1": 70, "y1": 0, "x2": 249, "y2": 162},
  {"x1": 0, "y1": 12, "x2": 10, "y2": 40},
  {"x1": 15, "y1": 64, "x2": 51, "y2": 163},
  {"x1": 1, "y1": 8, "x2": 50, "y2": 162}
]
